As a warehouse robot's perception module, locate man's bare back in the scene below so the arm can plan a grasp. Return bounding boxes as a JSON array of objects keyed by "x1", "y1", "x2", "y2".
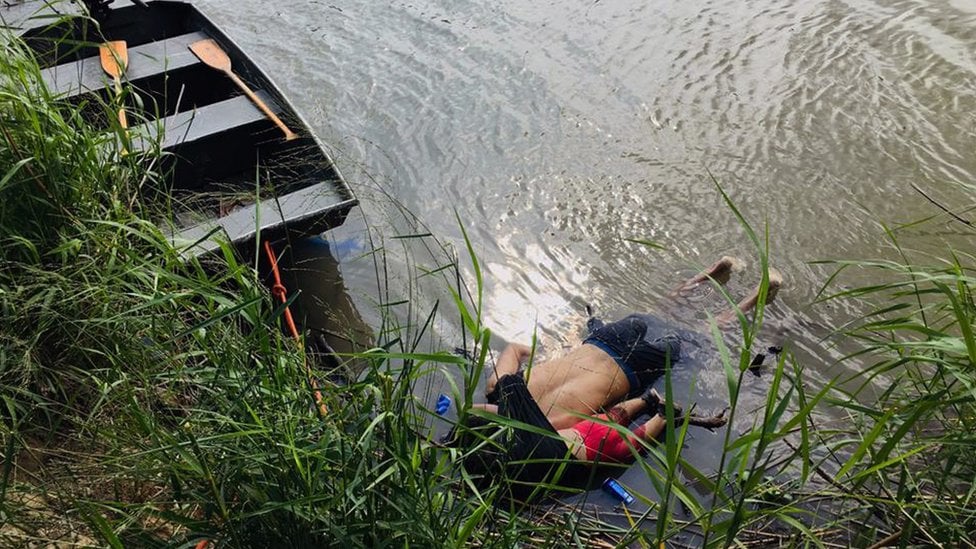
[{"x1": 487, "y1": 343, "x2": 630, "y2": 430}]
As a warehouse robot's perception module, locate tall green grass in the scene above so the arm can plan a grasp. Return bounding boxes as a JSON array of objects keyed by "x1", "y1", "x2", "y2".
[
  {"x1": 812, "y1": 226, "x2": 976, "y2": 545},
  {"x1": 0, "y1": 36, "x2": 145, "y2": 263}
]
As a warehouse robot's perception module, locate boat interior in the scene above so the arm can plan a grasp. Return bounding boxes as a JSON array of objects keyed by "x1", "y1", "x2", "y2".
[{"x1": 3, "y1": 0, "x2": 357, "y2": 257}]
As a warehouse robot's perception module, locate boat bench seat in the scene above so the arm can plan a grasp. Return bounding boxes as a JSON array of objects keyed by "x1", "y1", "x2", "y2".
[
  {"x1": 139, "y1": 90, "x2": 356, "y2": 257},
  {"x1": 170, "y1": 182, "x2": 357, "y2": 259},
  {"x1": 2, "y1": 0, "x2": 143, "y2": 36},
  {"x1": 126, "y1": 89, "x2": 287, "y2": 189},
  {"x1": 41, "y1": 30, "x2": 210, "y2": 98},
  {"x1": 128, "y1": 90, "x2": 282, "y2": 152},
  {"x1": 0, "y1": 0, "x2": 82, "y2": 35}
]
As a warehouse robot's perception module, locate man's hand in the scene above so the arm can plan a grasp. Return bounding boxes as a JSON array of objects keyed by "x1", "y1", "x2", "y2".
[{"x1": 485, "y1": 342, "x2": 532, "y2": 396}]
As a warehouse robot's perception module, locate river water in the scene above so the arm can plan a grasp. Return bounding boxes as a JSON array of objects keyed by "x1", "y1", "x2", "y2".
[{"x1": 198, "y1": 0, "x2": 976, "y2": 511}]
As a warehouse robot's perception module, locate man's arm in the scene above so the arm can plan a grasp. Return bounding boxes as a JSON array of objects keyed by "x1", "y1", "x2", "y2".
[{"x1": 485, "y1": 342, "x2": 532, "y2": 396}]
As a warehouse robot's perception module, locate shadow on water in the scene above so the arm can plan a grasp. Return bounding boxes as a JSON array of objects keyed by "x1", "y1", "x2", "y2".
[{"x1": 274, "y1": 234, "x2": 376, "y2": 379}]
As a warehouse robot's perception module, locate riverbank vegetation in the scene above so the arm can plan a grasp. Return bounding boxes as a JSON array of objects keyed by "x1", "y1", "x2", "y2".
[
  {"x1": 2, "y1": 25, "x2": 974, "y2": 547},
  {"x1": 814, "y1": 239, "x2": 976, "y2": 545}
]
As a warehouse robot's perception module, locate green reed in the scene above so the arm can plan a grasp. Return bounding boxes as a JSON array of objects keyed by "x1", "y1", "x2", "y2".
[{"x1": 811, "y1": 223, "x2": 976, "y2": 545}]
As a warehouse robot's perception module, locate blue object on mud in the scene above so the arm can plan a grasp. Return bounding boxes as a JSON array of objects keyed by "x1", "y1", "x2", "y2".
[
  {"x1": 602, "y1": 478, "x2": 635, "y2": 505},
  {"x1": 435, "y1": 394, "x2": 452, "y2": 415}
]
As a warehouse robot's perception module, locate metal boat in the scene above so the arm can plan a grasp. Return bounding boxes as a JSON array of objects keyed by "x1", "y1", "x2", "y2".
[{"x1": 1, "y1": 0, "x2": 358, "y2": 258}]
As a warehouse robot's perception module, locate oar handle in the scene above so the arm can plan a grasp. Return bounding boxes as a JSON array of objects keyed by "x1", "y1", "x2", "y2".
[
  {"x1": 227, "y1": 71, "x2": 297, "y2": 141},
  {"x1": 113, "y1": 76, "x2": 128, "y2": 129}
]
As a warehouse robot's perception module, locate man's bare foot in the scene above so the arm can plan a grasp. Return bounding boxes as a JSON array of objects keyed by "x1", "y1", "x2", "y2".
[
  {"x1": 766, "y1": 267, "x2": 783, "y2": 304},
  {"x1": 675, "y1": 256, "x2": 740, "y2": 296},
  {"x1": 715, "y1": 267, "x2": 784, "y2": 326}
]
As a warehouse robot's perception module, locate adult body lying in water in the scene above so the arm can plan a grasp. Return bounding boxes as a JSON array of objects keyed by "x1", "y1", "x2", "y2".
[
  {"x1": 482, "y1": 257, "x2": 782, "y2": 429},
  {"x1": 455, "y1": 258, "x2": 782, "y2": 499},
  {"x1": 492, "y1": 375, "x2": 728, "y2": 462}
]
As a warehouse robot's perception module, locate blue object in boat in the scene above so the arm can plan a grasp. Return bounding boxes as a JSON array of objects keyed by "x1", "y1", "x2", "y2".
[
  {"x1": 602, "y1": 478, "x2": 635, "y2": 505},
  {"x1": 435, "y1": 394, "x2": 452, "y2": 415}
]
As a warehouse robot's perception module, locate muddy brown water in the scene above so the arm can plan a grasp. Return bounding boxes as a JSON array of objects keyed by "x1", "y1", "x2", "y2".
[{"x1": 201, "y1": 0, "x2": 976, "y2": 517}]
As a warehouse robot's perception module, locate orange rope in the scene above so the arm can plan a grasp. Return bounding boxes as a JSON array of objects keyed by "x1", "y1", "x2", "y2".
[{"x1": 263, "y1": 240, "x2": 328, "y2": 416}]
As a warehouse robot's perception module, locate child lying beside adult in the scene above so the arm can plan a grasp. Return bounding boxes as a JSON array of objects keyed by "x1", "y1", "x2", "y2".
[{"x1": 450, "y1": 257, "x2": 782, "y2": 499}]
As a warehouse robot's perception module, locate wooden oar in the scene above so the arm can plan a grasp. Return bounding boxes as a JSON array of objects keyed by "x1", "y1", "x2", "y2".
[
  {"x1": 99, "y1": 40, "x2": 129, "y2": 129},
  {"x1": 189, "y1": 38, "x2": 298, "y2": 141}
]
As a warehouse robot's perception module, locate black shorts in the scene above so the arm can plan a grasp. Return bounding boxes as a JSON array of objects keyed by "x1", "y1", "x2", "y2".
[
  {"x1": 583, "y1": 313, "x2": 681, "y2": 397},
  {"x1": 461, "y1": 374, "x2": 589, "y2": 500}
]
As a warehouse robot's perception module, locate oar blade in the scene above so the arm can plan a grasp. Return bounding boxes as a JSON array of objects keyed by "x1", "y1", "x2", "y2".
[
  {"x1": 99, "y1": 40, "x2": 128, "y2": 78},
  {"x1": 189, "y1": 38, "x2": 297, "y2": 140},
  {"x1": 189, "y1": 38, "x2": 232, "y2": 72}
]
